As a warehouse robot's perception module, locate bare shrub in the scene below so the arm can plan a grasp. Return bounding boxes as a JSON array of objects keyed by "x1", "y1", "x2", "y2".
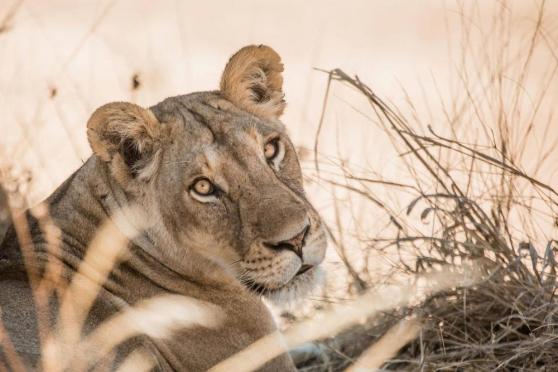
[{"x1": 296, "y1": 2, "x2": 558, "y2": 370}]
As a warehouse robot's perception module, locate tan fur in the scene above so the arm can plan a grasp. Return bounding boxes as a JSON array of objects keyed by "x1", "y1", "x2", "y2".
[
  {"x1": 87, "y1": 102, "x2": 161, "y2": 161},
  {"x1": 0, "y1": 46, "x2": 327, "y2": 371},
  {"x1": 87, "y1": 102, "x2": 163, "y2": 189},
  {"x1": 220, "y1": 45, "x2": 286, "y2": 120}
]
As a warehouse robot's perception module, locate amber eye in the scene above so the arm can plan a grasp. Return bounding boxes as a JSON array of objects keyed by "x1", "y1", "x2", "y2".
[
  {"x1": 192, "y1": 178, "x2": 214, "y2": 196},
  {"x1": 264, "y1": 140, "x2": 278, "y2": 160}
]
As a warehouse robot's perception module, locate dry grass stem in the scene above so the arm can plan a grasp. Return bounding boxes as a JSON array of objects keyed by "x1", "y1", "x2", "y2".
[
  {"x1": 210, "y1": 266, "x2": 481, "y2": 372},
  {"x1": 345, "y1": 316, "x2": 421, "y2": 372}
]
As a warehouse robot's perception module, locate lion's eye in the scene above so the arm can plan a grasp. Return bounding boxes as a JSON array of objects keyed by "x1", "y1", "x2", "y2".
[
  {"x1": 192, "y1": 178, "x2": 214, "y2": 196},
  {"x1": 264, "y1": 140, "x2": 278, "y2": 160},
  {"x1": 263, "y1": 138, "x2": 285, "y2": 169}
]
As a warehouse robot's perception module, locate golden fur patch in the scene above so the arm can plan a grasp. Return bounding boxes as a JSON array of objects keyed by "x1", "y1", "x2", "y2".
[
  {"x1": 220, "y1": 45, "x2": 286, "y2": 120},
  {"x1": 86, "y1": 102, "x2": 161, "y2": 188},
  {"x1": 87, "y1": 102, "x2": 160, "y2": 161}
]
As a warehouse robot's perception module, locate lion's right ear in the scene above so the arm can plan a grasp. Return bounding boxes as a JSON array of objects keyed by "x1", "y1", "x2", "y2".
[{"x1": 87, "y1": 102, "x2": 161, "y2": 185}]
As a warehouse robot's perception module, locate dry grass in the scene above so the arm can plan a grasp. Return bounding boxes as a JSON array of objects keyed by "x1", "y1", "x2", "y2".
[
  {"x1": 294, "y1": 2, "x2": 558, "y2": 370},
  {"x1": 212, "y1": 266, "x2": 482, "y2": 372},
  {"x1": 308, "y1": 68, "x2": 558, "y2": 370},
  {"x1": 0, "y1": 197, "x2": 224, "y2": 372}
]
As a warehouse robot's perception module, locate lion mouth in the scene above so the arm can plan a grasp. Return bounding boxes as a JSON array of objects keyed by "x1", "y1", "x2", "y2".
[
  {"x1": 296, "y1": 264, "x2": 313, "y2": 276},
  {"x1": 242, "y1": 264, "x2": 316, "y2": 297}
]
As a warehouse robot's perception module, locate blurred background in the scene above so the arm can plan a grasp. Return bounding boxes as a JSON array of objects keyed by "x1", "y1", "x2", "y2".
[{"x1": 0, "y1": 0, "x2": 554, "y2": 201}]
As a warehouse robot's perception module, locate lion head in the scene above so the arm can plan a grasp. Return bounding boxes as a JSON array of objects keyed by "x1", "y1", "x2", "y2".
[{"x1": 86, "y1": 45, "x2": 327, "y2": 304}]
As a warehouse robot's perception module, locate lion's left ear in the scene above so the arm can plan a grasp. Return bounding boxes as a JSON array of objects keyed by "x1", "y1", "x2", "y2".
[{"x1": 220, "y1": 45, "x2": 286, "y2": 120}]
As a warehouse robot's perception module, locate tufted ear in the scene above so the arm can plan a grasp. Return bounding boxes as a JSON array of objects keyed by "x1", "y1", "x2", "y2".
[
  {"x1": 87, "y1": 102, "x2": 162, "y2": 187},
  {"x1": 220, "y1": 45, "x2": 286, "y2": 120}
]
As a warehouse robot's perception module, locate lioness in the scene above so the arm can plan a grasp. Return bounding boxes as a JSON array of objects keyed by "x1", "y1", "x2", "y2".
[{"x1": 0, "y1": 45, "x2": 327, "y2": 371}]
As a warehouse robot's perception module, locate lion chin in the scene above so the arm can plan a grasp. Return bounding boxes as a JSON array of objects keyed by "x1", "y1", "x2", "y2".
[{"x1": 246, "y1": 266, "x2": 326, "y2": 306}]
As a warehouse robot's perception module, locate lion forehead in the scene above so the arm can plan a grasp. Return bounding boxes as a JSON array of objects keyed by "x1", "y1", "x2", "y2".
[{"x1": 153, "y1": 92, "x2": 286, "y2": 145}]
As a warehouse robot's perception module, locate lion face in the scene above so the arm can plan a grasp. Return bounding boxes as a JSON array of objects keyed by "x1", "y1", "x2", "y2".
[{"x1": 86, "y1": 46, "x2": 327, "y2": 303}]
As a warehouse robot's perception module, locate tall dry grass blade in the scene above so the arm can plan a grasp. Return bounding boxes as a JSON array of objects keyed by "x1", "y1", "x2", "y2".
[
  {"x1": 28, "y1": 203, "x2": 66, "y2": 372},
  {"x1": 56, "y1": 219, "x2": 128, "y2": 355},
  {"x1": 6, "y1": 204, "x2": 54, "y2": 371},
  {"x1": 0, "y1": 309, "x2": 26, "y2": 372},
  {"x1": 53, "y1": 205, "x2": 145, "y2": 368},
  {"x1": 345, "y1": 316, "x2": 421, "y2": 372},
  {"x1": 209, "y1": 265, "x2": 481, "y2": 372},
  {"x1": 114, "y1": 349, "x2": 156, "y2": 372},
  {"x1": 68, "y1": 294, "x2": 224, "y2": 370}
]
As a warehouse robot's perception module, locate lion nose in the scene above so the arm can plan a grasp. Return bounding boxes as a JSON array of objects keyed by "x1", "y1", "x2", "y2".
[{"x1": 265, "y1": 225, "x2": 310, "y2": 259}]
